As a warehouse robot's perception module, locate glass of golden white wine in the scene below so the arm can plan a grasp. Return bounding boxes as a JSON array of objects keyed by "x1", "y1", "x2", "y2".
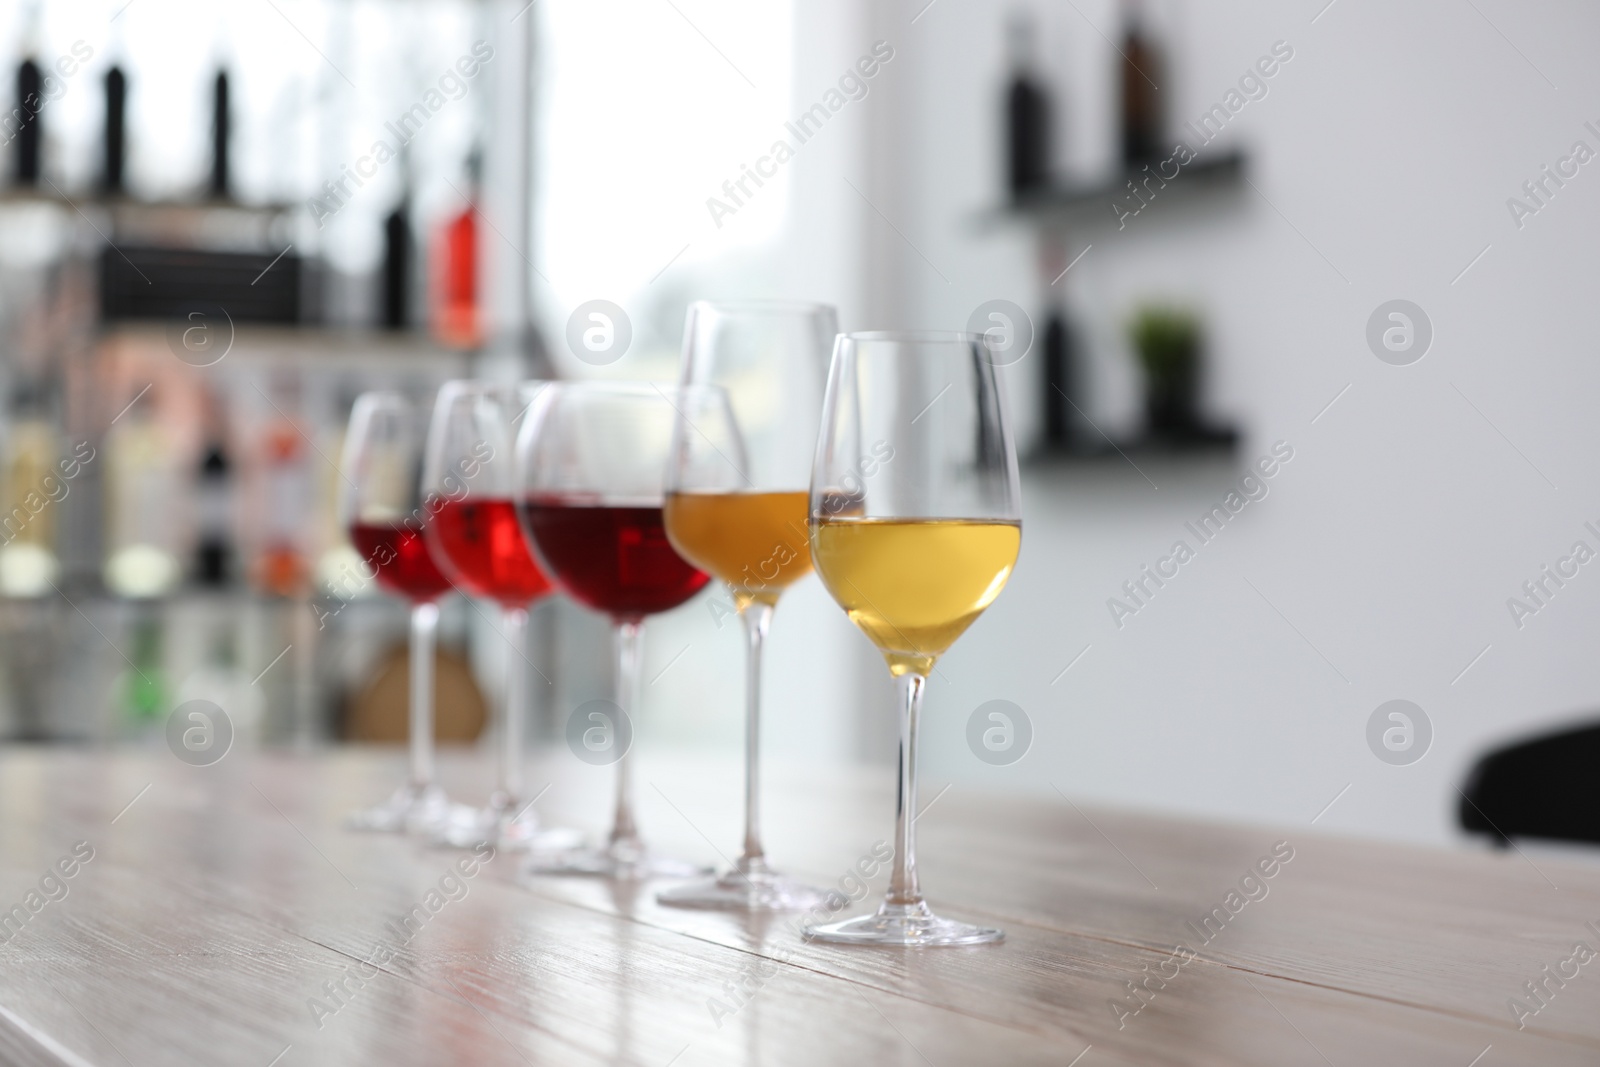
[
  {"x1": 657, "y1": 300, "x2": 837, "y2": 911},
  {"x1": 804, "y1": 331, "x2": 1021, "y2": 946}
]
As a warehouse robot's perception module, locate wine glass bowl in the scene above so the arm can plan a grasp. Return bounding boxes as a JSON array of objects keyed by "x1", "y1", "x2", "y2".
[
  {"x1": 348, "y1": 521, "x2": 454, "y2": 602},
  {"x1": 809, "y1": 517, "x2": 1019, "y2": 679},
  {"x1": 427, "y1": 382, "x2": 557, "y2": 609},
  {"x1": 519, "y1": 497, "x2": 713, "y2": 621},
  {"x1": 805, "y1": 331, "x2": 1021, "y2": 945},
  {"x1": 662, "y1": 488, "x2": 812, "y2": 611}
]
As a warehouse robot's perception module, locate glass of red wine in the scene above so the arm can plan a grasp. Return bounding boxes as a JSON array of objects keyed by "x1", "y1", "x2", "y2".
[
  {"x1": 421, "y1": 380, "x2": 582, "y2": 852},
  {"x1": 341, "y1": 392, "x2": 464, "y2": 834},
  {"x1": 514, "y1": 381, "x2": 718, "y2": 879}
]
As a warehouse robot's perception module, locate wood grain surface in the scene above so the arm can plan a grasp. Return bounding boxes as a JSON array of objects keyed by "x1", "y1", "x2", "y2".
[{"x1": 0, "y1": 746, "x2": 1593, "y2": 1066}]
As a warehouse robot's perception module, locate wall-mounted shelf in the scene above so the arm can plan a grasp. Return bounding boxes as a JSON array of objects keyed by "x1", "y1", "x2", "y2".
[
  {"x1": 0, "y1": 188, "x2": 297, "y2": 213},
  {"x1": 977, "y1": 149, "x2": 1247, "y2": 231},
  {"x1": 1029, "y1": 426, "x2": 1238, "y2": 467},
  {"x1": 0, "y1": 187, "x2": 303, "y2": 261}
]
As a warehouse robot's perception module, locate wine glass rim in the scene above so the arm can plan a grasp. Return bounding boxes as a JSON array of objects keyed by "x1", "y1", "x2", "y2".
[
  {"x1": 437, "y1": 378, "x2": 549, "y2": 397},
  {"x1": 841, "y1": 330, "x2": 990, "y2": 345},
  {"x1": 350, "y1": 389, "x2": 410, "y2": 412},
  {"x1": 544, "y1": 380, "x2": 727, "y2": 400},
  {"x1": 689, "y1": 298, "x2": 836, "y2": 316}
]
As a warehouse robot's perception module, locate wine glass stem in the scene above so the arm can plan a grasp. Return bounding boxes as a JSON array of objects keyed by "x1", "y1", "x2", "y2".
[
  {"x1": 739, "y1": 600, "x2": 774, "y2": 865},
  {"x1": 501, "y1": 606, "x2": 529, "y2": 802},
  {"x1": 409, "y1": 601, "x2": 441, "y2": 789},
  {"x1": 609, "y1": 619, "x2": 644, "y2": 847},
  {"x1": 887, "y1": 671, "x2": 926, "y2": 907}
]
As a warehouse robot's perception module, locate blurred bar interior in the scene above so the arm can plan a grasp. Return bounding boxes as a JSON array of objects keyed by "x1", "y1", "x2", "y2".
[
  {"x1": 1, "y1": 0, "x2": 1581, "y2": 851},
  {"x1": 0, "y1": 0, "x2": 562, "y2": 749}
]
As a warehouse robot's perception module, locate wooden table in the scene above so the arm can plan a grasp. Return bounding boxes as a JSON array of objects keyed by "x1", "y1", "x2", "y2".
[{"x1": 0, "y1": 747, "x2": 1595, "y2": 1066}]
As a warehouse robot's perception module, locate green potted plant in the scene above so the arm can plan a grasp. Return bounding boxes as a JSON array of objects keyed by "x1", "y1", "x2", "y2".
[{"x1": 1130, "y1": 305, "x2": 1201, "y2": 440}]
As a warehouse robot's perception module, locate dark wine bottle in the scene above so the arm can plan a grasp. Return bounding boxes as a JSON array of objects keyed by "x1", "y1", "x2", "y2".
[
  {"x1": 210, "y1": 70, "x2": 230, "y2": 198},
  {"x1": 382, "y1": 202, "x2": 411, "y2": 329},
  {"x1": 1120, "y1": 1, "x2": 1163, "y2": 166},
  {"x1": 1005, "y1": 16, "x2": 1051, "y2": 197},
  {"x1": 1043, "y1": 312, "x2": 1082, "y2": 451},
  {"x1": 15, "y1": 58, "x2": 42, "y2": 185},
  {"x1": 194, "y1": 442, "x2": 233, "y2": 587},
  {"x1": 104, "y1": 66, "x2": 127, "y2": 193}
]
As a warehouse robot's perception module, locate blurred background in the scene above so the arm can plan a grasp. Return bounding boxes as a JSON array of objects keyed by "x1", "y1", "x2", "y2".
[{"x1": 0, "y1": 0, "x2": 1591, "y2": 848}]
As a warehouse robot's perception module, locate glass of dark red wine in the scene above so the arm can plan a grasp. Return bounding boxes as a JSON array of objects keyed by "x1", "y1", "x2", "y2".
[
  {"x1": 341, "y1": 392, "x2": 464, "y2": 834},
  {"x1": 514, "y1": 381, "x2": 718, "y2": 879},
  {"x1": 421, "y1": 380, "x2": 582, "y2": 852}
]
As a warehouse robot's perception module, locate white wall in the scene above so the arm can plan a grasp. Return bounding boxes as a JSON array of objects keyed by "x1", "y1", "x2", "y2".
[{"x1": 872, "y1": 0, "x2": 1600, "y2": 846}]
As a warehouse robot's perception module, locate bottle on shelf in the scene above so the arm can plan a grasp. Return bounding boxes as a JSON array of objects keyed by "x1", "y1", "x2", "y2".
[
  {"x1": 1042, "y1": 312, "x2": 1076, "y2": 452},
  {"x1": 1005, "y1": 14, "x2": 1052, "y2": 197},
  {"x1": 120, "y1": 609, "x2": 169, "y2": 736},
  {"x1": 313, "y1": 383, "x2": 366, "y2": 598},
  {"x1": 383, "y1": 200, "x2": 411, "y2": 330},
  {"x1": 251, "y1": 373, "x2": 312, "y2": 598},
  {"x1": 174, "y1": 616, "x2": 261, "y2": 747},
  {"x1": 211, "y1": 69, "x2": 231, "y2": 198},
  {"x1": 103, "y1": 387, "x2": 183, "y2": 600},
  {"x1": 431, "y1": 151, "x2": 485, "y2": 350},
  {"x1": 0, "y1": 384, "x2": 62, "y2": 596},
  {"x1": 13, "y1": 58, "x2": 42, "y2": 186},
  {"x1": 193, "y1": 440, "x2": 233, "y2": 588},
  {"x1": 103, "y1": 13, "x2": 128, "y2": 195},
  {"x1": 103, "y1": 65, "x2": 127, "y2": 194},
  {"x1": 12, "y1": 0, "x2": 44, "y2": 186},
  {"x1": 1119, "y1": 0, "x2": 1164, "y2": 166}
]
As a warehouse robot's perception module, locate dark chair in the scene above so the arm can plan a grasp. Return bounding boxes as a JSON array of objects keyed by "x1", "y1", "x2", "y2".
[{"x1": 1458, "y1": 719, "x2": 1600, "y2": 847}]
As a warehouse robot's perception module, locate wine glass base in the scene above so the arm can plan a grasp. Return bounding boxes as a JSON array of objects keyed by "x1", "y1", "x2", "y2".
[
  {"x1": 432, "y1": 796, "x2": 585, "y2": 852},
  {"x1": 803, "y1": 900, "x2": 1003, "y2": 947},
  {"x1": 521, "y1": 840, "x2": 712, "y2": 881},
  {"x1": 657, "y1": 865, "x2": 831, "y2": 912},
  {"x1": 345, "y1": 783, "x2": 465, "y2": 836}
]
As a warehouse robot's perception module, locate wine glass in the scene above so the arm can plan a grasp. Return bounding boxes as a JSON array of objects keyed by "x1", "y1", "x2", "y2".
[
  {"x1": 341, "y1": 392, "x2": 464, "y2": 834},
  {"x1": 805, "y1": 332, "x2": 1021, "y2": 945},
  {"x1": 422, "y1": 380, "x2": 582, "y2": 852},
  {"x1": 656, "y1": 301, "x2": 835, "y2": 911},
  {"x1": 514, "y1": 381, "x2": 717, "y2": 878}
]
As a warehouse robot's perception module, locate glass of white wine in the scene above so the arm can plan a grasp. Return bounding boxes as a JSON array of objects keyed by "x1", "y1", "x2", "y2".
[{"x1": 806, "y1": 331, "x2": 1021, "y2": 946}]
